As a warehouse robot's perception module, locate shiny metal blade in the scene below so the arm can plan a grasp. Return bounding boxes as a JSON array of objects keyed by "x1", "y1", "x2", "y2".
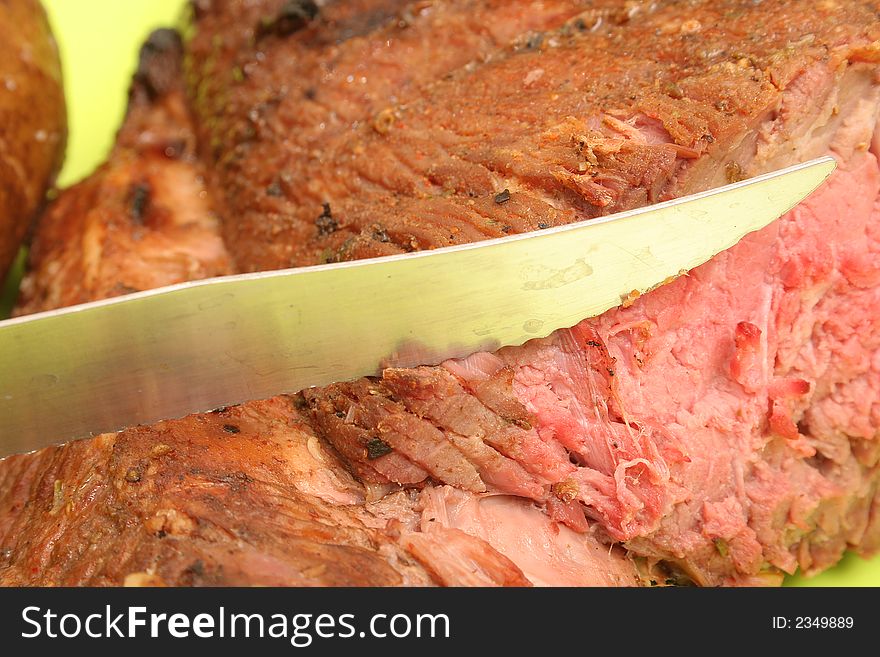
[{"x1": 0, "y1": 157, "x2": 835, "y2": 456}]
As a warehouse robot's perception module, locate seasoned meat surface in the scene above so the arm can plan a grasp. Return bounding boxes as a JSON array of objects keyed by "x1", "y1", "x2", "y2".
[
  {"x1": 16, "y1": 30, "x2": 230, "y2": 314},
  {"x1": 3, "y1": 21, "x2": 638, "y2": 587},
  {"x1": 0, "y1": 0, "x2": 66, "y2": 281},
  {"x1": 3, "y1": 0, "x2": 880, "y2": 586},
  {"x1": 188, "y1": 0, "x2": 600, "y2": 270},
  {"x1": 188, "y1": 0, "x2": 878, "y2": 272}
]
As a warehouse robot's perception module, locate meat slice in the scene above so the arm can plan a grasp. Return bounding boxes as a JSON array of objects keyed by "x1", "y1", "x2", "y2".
[
  {"x1": 0, "y1": 398, "x2": 427, "y2": 586},
  {"x1": 418, "y1": 486, "x2": 639, "y2": 586},
  {"x1": 184, "y1": 0, "x2": 880, "y2": 584},
  {"x1": 383, "y1": 367, "x2": 573, "y2": 483},
  {"x1": 16, "y1": 30, "x2": 230, "y2": 314},
  {"x1": 4, "y1": 0, "x2": 880, "y2": 587},
  {"x1": 188, "y1": 0, "x2": 879, "y2": 273},
  {"x1": 1, "y1": 20, "x2": 636, "y2": 586},
  {"x1": 400, "y1": 527, "x2": 533, "y2": 587},
  {"x1": 187, "y1": 0, "x2": 602, "y2": 270},
  {"x1": 304, "y1": 389, "x2": 431, "y2": 487},
  {"x1": 305, "y1": 381, "x2": 486, "y2": 493}
]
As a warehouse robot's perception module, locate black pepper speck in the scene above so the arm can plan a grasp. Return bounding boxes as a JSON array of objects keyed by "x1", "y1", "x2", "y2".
[
  {"x1": 316, "y1": 202, "x2": 338, "y2": 236},
  {"x1": 366, "y1": 438, "x2": 393, "y2": 459}
]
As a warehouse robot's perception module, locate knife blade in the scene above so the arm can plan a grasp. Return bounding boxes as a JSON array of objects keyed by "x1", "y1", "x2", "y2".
[{"x1": 0, "y1": 157, "x2": 835, "y2": 457}]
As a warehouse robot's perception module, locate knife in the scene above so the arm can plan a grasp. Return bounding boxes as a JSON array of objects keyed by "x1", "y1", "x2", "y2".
[{"x1": 0, "y1": 157, "x2": 835, "y2": 457}]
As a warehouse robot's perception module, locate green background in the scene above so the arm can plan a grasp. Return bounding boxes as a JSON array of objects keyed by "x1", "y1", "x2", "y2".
[{"x1": 34, "y1": 0, "x2": 880, "y2": 586}]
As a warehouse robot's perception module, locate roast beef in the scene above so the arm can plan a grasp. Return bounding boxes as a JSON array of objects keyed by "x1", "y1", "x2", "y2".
[{"x1": 2, "y1": 0, "x2": 880, "y2": 586}]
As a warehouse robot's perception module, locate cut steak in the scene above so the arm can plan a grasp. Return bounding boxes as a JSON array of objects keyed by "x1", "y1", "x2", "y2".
[{"x1": 2, "y1": 0, "x2": 880, "y2": 586}]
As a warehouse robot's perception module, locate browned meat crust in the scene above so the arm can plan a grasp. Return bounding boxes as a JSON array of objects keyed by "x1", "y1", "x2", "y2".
[
  {"x1": 0, "y1": 0, "x2": 66, "y2": 281},
  {"x1": 187, "y1": 0, "x2": 613, "y2": 270},
  {"x1": 3, "y1": 29, "x2": 434, "y2": 586},
  {"x1": 3, "y1": 1, "x2": 880, "y2": 587},
  {"x1": 0, "y1": 397, "x2": 436, "y2": 586},
  {"x1": 16, "y1": 30, "x2": 230, "y2": 315},
  {"x1": 6, "y1": 21, "x2": 635, "y2": 587},
  {"x1": 188, "y1": 0, "x2": 879, "y2": 271}
]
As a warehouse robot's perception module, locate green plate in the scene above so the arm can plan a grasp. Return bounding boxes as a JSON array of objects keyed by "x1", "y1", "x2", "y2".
[{"x1": 36, "y1": 0, "x2": 880, "y2": 586}]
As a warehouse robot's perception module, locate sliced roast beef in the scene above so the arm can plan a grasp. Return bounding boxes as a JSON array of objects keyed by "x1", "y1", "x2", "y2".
[
  {"x1": 2, "y1": 0, "x2": 880, "y2": 586},
  {"x1": 1, "y1": 19, "x2": 637, "y2": 587}
]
